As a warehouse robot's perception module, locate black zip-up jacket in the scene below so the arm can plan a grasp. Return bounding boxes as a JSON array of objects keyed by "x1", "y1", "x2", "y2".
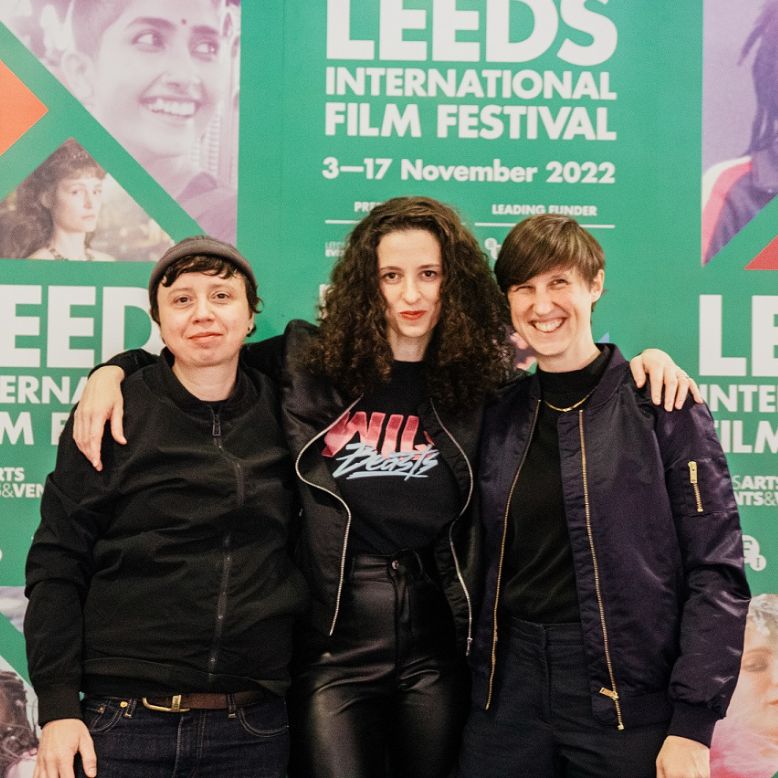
[
  {"x1": 470, "y1": 345, "x2": 749, "y2": 747},
  {"x1": 277, "y1": 321, "x2": 481, "y2": 649},
  {"x1": 25, "y1": 353, "x2": 308, "y2": 725},
  {"x1": 102, "y1": 321, "x2": 482, "y2": 654}
]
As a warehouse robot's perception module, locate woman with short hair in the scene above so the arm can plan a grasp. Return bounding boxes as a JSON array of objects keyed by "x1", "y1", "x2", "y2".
[{"x1": 25, "y1": 237, "x2": 306, "y2": 778}]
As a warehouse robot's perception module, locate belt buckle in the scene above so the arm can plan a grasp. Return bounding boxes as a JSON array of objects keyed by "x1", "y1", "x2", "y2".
[{"x1": 142, "y1": 694, "x2": 191, "y2": 713}]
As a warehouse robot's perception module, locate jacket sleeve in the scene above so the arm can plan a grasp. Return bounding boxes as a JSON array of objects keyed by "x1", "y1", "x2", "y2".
[
  {"x1": 24, "y1": 413, "x2": 116, "y2": 725},
  {"x1": 98, "y1": 348, "x2": 158, "y2": 376},
  {"x1": 241, "y1": 336, "x2": 285, "y2": 383},
  {"x1": 100, "y1": 337, "x2": 286, "y2": 384},
  {"x1": 654, "y1": 399, "x2": 750, "y2": 746}
]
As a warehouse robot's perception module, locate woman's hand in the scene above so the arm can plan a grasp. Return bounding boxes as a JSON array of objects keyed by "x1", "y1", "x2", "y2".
[
  {"x1": 630, "y1": 349, "x2": 703, "y2": 411},
  {"x1": 73, "y1": 366, "x2": 127, "y2": 471},
  {"x1": 655, "y1": 735, "x2": 709, "y2": 778},
  {"x1": 33, "y1": 719, "x2": 96, "y2": 778}
]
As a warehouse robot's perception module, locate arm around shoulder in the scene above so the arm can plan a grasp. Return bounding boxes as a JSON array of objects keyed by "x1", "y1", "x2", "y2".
[{"x1": 74, "y1": 364, "x2": 130, "y2": 470}]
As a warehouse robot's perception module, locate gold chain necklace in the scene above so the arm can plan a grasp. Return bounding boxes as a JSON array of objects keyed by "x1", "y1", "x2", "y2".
[{"x1": 542, "y1": 387, "x2": 595, "y2": 413}]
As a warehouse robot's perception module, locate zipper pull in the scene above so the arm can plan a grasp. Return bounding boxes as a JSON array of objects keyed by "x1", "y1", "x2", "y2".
[
  {"x1": 599, "y1": 687, "x2": 625, "y2": 729},
  {"x1": 466, "y1": 636, "x2": 473, "y2": 657},
  {"x1": 212, "y1": 412, "x2": 222, "y2": 440},
  {"x1": 688, "y1": 461, "x2": 704, "y2": 513}
]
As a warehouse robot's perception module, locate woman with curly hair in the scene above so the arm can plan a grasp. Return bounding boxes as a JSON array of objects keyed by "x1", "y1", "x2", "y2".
[
  {"x1": 71, "y1": 196, "x2": 691, "y2": 778},
  {"x1": 279, "y1": 196, "x2": 512, "y2": 778},
  {"x1": 306, "y1": 196, "x2": 511, "y2": 410},
  {"x1": 0, "y1": 138, "x2": 113, "y2": 261}
]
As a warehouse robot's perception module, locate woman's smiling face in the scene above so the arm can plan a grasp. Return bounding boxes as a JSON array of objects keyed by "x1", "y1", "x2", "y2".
[{"x1": 83, "y1": 0, "x2": 225, "y2": 162}]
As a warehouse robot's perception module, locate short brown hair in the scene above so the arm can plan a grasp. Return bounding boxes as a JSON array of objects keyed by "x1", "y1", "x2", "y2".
[{"x1": 494, "y1": 214, "x2": 605, "y2": 293}]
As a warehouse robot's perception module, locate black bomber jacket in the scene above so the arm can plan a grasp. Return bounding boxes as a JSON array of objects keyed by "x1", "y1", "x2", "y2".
[
  {"x1": 470, "y1": 344, "x2": 750, "y2": 747},
  {"x1": 25, "y1": 353, "x2": 308, "y2": 725}
]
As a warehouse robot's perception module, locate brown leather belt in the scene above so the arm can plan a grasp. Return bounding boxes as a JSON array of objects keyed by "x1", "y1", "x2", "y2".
[{"x1": 141, "y1": 691, "x2": 265, "y2": 713}]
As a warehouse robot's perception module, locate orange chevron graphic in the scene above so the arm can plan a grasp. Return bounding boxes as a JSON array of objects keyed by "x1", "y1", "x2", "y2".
[{"x1": 0, "y1": 59, "x2": 47, "y2": 155}]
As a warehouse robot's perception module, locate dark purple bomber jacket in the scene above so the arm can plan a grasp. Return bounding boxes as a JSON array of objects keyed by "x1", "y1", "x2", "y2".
[{"x1": 470, "y1": 344, "x2": 750, "y2": 747}]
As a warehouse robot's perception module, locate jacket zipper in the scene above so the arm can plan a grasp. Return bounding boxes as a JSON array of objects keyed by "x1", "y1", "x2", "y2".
[
  {"x1": 209, "y1": 532, "x2": 233, "y2": 672},
  {"x1": 579, "y1": 411, "x2": 624, "y2": 731},
  {"x1": 486, "y1": 399, "x2": 540, "y2": 709},
  {"x1": 431, "y1": 400, "x2": 475, "y2": 656},
  {"x1": 688, "y1": 461, "x2": 704, "y2": 513},
  {"x1": 212, "y1": 411, "x2": 222, "y2": 446},
  {"x1": 294, "y1": 398, "x2": 361, "y2": 636},
  {"x1": 207, "y1": 407, "x2": 242, "y2": 672}
]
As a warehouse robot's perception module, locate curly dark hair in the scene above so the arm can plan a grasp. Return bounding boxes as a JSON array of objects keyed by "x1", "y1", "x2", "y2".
[
  {"x1": 0, "y1": 138, "x2": 105, "y2": 258},
  {"x1": 307, "y1": 196, "x2": 512, "y2": 411}
]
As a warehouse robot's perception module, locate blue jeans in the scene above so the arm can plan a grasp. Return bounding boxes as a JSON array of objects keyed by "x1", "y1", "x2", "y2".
[
  {"x1": 458, "y1": 619, "x2": 669, "y2": 778},
  {"x1": 75, "y1": 695, "x2": 289, "y2": 778}
]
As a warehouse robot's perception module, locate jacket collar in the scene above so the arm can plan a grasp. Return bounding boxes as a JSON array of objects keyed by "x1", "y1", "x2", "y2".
[
  {"x1": 144, "y1": 348, "x2": 256, "y2": 417},
  {"x1": 525, "y1": 343, "x2": 626, "y2": 411}
]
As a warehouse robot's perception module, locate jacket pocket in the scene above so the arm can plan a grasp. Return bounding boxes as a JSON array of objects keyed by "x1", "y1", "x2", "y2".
[
  {"x1": 81, "y1": 697, "x2": 127, "y2": 734},
  {"x1": 668, "y1": 457, "x2": 724, "y2": 517},
  {"x1": 687, "y1": 461, "x2": 704, "y2": 513}
]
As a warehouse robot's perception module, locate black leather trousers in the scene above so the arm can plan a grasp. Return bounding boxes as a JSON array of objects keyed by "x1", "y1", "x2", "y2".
[{"x1": 288, "y1": 549, "x2": 469, "y2": 778}]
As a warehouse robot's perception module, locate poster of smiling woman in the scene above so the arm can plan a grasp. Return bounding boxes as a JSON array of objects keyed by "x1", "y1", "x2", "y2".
[{"x1": 0, "y1": 0, "x2": 241, "y2": 244}]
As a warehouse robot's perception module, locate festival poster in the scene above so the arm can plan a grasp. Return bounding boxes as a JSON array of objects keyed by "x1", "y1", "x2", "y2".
[
  {"x1": 699, "y1": 0, "x2": 778, "y2": 602},
  {"x1": 0, "y1": 0, "x2": 241, "y2": 245},
  {"x1": 256, "y1": 0, "x2": 776, "y2": 585},
  {"x1": 0, "y1": 2, "x2": 775, "y2": 773}
]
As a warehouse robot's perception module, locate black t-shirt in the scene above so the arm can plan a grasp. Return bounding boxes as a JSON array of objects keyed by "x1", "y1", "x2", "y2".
[
  {"x1": 321, "y1": 361, "x2": 460, "y2": 554},
  {"x1": 502, "y1": 348, "x2": 608, "y2": 623}
]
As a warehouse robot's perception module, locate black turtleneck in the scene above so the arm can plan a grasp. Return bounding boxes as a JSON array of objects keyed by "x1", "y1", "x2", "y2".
[{"x1": 502, "y1": 347, "x2": 609, "y2": 623}]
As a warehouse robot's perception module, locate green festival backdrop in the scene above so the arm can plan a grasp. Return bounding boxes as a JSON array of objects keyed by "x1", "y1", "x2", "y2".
[{"x1": 0, "y1": 1, "x2": 776, "y2": 773}]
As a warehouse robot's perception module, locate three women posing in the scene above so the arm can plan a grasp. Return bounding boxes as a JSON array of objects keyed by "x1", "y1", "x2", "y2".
[{"x1": 73, "y1": 197, "x2": 693, "y2": 778}]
